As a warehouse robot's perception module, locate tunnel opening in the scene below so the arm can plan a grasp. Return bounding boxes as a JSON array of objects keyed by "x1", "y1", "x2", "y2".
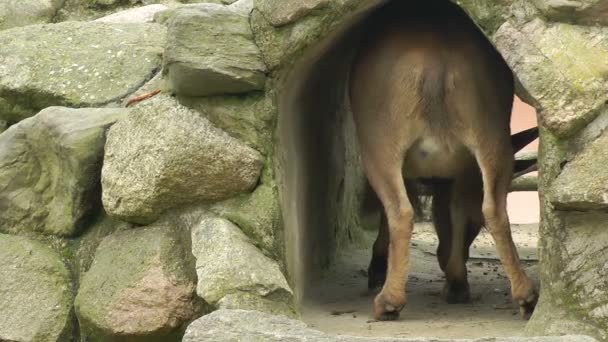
[{"x1": 275, "y1": 0, "x2": 541, "y2": 338}]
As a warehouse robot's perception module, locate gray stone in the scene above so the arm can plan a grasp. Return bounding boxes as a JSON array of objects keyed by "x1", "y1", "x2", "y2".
[
  {"x1": 101, "y1": 94, "x2": 263, "y2": 224},
  {"x1": 178, "y1": 92, "x2": 274, "y2": 153},
  {"x1": 255, "y1": 0, "x2": 330, "y2": 27},
  {"x1": 526, "y1": 211, "x2": 608, "y2": 340},
  {"x1": 453, "y1": 0, "x2": 514, "y2": 34},
  {"x1": 0, "y1": 0, "x2": 63, "y2": 31},
  {"x1": 531, "y1": 0, "x2": 608, "y2": 25},
  {"x1": 550, "y1": 129, "x2": 608, "y2": 211},
  {"x1": 95, "y1": 4, "x2": 169, "y2": 23},
  {"x1": 0, "y1": 22, "x2": 166, "y2": 125},
  {"x1": 191, "y1": 215, "x2": 293, "y2": 313},
  {"x1": 74, "y1": 213, "x2": 133, "y2": 282},
  {"x1": 75, "y1": 224, "x2": 204, "y2": 342},
  {"x1": 0, "y1": 107, "x2": 126, "y2": 236},
  {"x1": 163, "y1": 4, "x2": 266, "y2": 96},
  {"x1": 217, "y1": 293, "x2": 297, "y2": 318},
  {"x1": 250, "y1": 0, "x2": 384, "y2": 71},
  {"x1": 229, "y1": 0, "x2": 253, "y2": 14},
  {"x1": 493, "y1": 18, "x2": 608, "y2": 137},
  {"x1": 0, "y1": 234, "x2": 73, "y2": 342},
  {"x1": 183, "y1": 309, "x2": 598, "y2": 342},
  {"x1": 211, "y1": 183, "x2": 280, "y2": 255}
]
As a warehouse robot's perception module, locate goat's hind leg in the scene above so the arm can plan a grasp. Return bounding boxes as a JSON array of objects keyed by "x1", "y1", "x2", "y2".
[
  {"x1": 368, "y1": 180, "x2": 423, "y2": 291},
  {"x1": 444, "y1": 181, "x2": 473, "y2": 303},
  {"x1": 368, "y1": 213, "x2": 389, "y2": 291},
  {"x1": 472, "y1": 141, "x2": 538, "y2": 318},
  {"x1": 361, "y1": 146, "x2": 415, "y2": 321},
  {"x1": 433, "y1": 179, "x2": 473, "y2": 304}
]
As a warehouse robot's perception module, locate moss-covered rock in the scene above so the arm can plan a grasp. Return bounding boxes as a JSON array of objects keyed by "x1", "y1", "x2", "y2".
[
  {"x1": 0, "y1": 107, "x2": 126, "y2": 236},
  {"x1": 526, "y1": 211, "x2": 608, "y2": 340},
  {"x1": 251, "y1": 0, "x2": 383, "y2": 71},
  {"x1": 217, "y1": 292, "x2": 297, "y2": 318},
  {"x1": 0, "y1": 21, "x2": 165, "y2": 125},
  {"x1": 256, "y1": 0, "x2": 330, "y2": 27},
  {"x1": 163, "y1": 3, "x2": 266, "y2": 96},
  {"x1": 0, "y1": 0, "x2": 63, "y2": 31},
  {"x1": 0, "y1": 234, "x2": 73, "y2": 342},
  {"x1": 178, "y1": 92, "x2": 274, "y2": 153},
  {"x1": 191, "y1": 214, "x2": 294, "y2": 315},
  {"x1": 73, "y1": 212, "x2": 133, "y2": 283},
  {"x1": 531, "y1": 0, "x2": 608, "y2": 25},
  {"x1": 101, "y1": 94, "x2": 263, "y2": 224},
  {"x1": 95, "y1": 4, "x2": 169, "y2": 23},
  {"x1": 183, "y1": 309, "x2": 598, "y2": 342},
  {"x1": 454, "y1": 0, "x2": 514, "y2": 34},
  {"x1": 494, "y1": 18, "x2": 608, "y2": 137},
  {"x1": 75, "y1": 224, "x2": 205, "y2": 342},
  {"x1": 550, "y1": 129, "x2": 608, "y2": 211},
  {"x1": 211, "y1": 182, "x2": 281, "y2": 255}
]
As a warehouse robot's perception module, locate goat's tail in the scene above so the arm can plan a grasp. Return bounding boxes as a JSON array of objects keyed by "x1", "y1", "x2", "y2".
[{"x1": 419, "y1": 63, "x2": 450, "y2": 134}]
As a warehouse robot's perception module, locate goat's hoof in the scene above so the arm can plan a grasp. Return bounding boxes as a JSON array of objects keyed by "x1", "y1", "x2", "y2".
[
  {"x1": 517, "y1": 288, "x2": 538, "y2": 320},
  {"x1": 367, "y1": 255, "x2": 387, "y2": 290},
  {"x1": 442, "y1": 280, "x2": 471, "y2": 304},
  {"x1": 373, "y1": 292, "x2": 405, "y2": 321}
]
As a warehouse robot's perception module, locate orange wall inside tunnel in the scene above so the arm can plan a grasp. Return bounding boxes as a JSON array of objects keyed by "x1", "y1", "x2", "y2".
[{"x1": 508, "y1": 97, "x2": 539, "y2": 224}]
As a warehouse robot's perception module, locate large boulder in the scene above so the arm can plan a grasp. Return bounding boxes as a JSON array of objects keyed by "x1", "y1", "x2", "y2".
[
  {"x1": 0, "y1": 234, "x2": 73, "y2": 342},
  {"x1": 102, "y1": 94, "x2": 263, "y2": 224},
  {"x1": 0, "y1": 0, "x2": 63, "y2": 31},
  {"x1": 183, "y1": 309, "x2": 598, "y2": 342},
  {"x1": 493, "y1": 17, "x2": 608, "y2": 137},
  {"x1": 527, "y1": 127, "x2": 608, "y2": 339},
  {"x1": 191, "y1": 215, "x2": 294, "y2": 316},
  {"x1": 0, "y1": 107, "x2": 126, "y2": 236},
  {"x1": 75, "y1": 224, "x2": 204, "y2": 342},
  {"x1": 0, "y1": 21, "x2": 165, "y2": 125},
  {"x1": 163, "y1": 3, "x2": 266, "y2": 96}
]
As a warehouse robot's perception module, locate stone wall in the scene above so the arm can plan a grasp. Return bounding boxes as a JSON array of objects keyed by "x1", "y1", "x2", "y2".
[{"x1": 0, "y1": 0, "x2": 607, "y2": 341}]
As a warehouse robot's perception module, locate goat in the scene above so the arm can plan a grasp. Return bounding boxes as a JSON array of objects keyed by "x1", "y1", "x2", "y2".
[
  {"x1": 349, "y1": 0, "x2": 538, "y2": 321},
  {"x1": 365, "y1": 127, "x2": 538, "y2": 299}
]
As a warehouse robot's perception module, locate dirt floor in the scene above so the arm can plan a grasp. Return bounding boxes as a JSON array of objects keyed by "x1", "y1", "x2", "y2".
[{"x1": 301, "y1": 222, "x2": 539, "y2": 339}]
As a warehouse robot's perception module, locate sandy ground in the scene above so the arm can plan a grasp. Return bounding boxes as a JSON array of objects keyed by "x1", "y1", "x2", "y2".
[{"x1": 301, "y1": 222, "x2": 539, "y2": 339}]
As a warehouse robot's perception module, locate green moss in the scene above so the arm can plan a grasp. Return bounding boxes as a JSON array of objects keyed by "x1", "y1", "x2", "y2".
[
  {"x1": 211, "y1": 182, "x2": 281, "y2": 258},
  {"x1": 455, "y1": 0, "x2": 512, "y2": 34},
  {"x1": 538, "y1": 24, "x2": 608, "y2": 92}
]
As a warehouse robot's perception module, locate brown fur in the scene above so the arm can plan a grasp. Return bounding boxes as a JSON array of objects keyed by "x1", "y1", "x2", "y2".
[{"x1": 349, "y1": 0, "x2": 538, "y2": 321}]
